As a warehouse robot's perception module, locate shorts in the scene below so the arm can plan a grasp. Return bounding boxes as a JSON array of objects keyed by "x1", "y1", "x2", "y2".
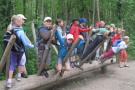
[
  {"x1": 38, "y1": 49, "x2": 51, "y2": 65},
  {"x1": 10, "y1": 51, "x2": 24, "y2": 71},
  {"x1": 70, "y1": 48, "x2": 77, "y2": 57},
  {"x1": 56, "y1": 57, "x2": 70, "y2": 65},
  {"x1": 20, "y1": 53, "x2": 26, "y2": 66}
]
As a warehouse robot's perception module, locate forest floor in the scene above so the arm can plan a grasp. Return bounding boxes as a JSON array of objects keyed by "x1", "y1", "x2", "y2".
[{"x1": 45, "y1": 61, "x2": 135, "y2": 90}]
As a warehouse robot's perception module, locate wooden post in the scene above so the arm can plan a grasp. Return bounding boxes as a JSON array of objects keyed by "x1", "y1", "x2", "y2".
[
  {"x1": 31, "y1": 22, "x2": 38, "y2": 63},
  {"x1": 6, "y1": 54, "x2": 10, "y2": 80},
  {"x1": 0, "y1": 35, "x2": 16, "y2": 72},
  {"x1": 37, "y1": 25, "x2": 57, "y2": 75},
  {"x1": 80, "y1": 38, "x2": 108, "y2": 67},
  {"x1": 62, "y1": 38, "x2": 81, "y2": 64}
]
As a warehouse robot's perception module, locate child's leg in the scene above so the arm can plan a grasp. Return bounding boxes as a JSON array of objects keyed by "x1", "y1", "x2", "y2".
[
  {"x1": 65, "y1": 59, "x2": 70, "y2": 71},
  {"x1": 55, "y1": 58, "x2": 62, "y2": 72},
  {"x1": 8, "y1": 52, "x2": 17, "y2": 79},
  {"x1": 16, "y1": 52, "x2": 24, "y2": 80},
  {"x1": 100, "y1": 48, "x2": 114, "y2": 59},
  {"x1": 123, "y1": 50, "x2": 127, "y2": 62},
  {"x1": 118, "y1": 50, "x2": 124, "y2": 62},
  {"x1": 123, "y1": 50, "x2": 129, "y2": 67}
]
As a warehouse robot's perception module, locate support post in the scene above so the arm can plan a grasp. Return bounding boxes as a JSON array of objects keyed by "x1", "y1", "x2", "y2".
[{"x1": 0, "y1": 35, "x2": 16, "y2": 72}]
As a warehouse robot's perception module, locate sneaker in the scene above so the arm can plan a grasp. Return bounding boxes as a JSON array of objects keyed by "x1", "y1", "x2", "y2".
[
  {"x1": 21, "y1": 72, "x2": 28, "y2": 78},
  {"x1": 43, "y1": 69, "x2": 49, "y2": 78},
  {"x1": 16, "y1": 76, "x2": 21, "y2": 81},
  {"x1": 6, "y1": 82, "x2": 12, "y2": 88},
  {"x1": 59, "y1": 70, "x2": 64, "y2": 77},
  {"x1": 124, "y1": 62, "x2": 129, "y2": 67},
  {"x1": 119, "y1": 62, "x2": 123, "y2": 68}
]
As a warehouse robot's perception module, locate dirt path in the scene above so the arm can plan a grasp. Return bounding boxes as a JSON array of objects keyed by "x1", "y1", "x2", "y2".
[{"x1": 45, "y1": 61, "x2": 135, "y2": 90}]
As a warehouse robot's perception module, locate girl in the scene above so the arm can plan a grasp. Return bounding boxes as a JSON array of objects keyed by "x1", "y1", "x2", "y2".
[
  {"x1": 6, "y1": 15, "x2": 34, "y2": 88},
  {"x1": 55, "y1": 33, "x2": 84, "y2": 76},
  {"x1": 99, "y1": 36, "x2": 129, "y2": 67},
  {"x1": 118, "y1": 36, "x2": 129, "y2": 68}
]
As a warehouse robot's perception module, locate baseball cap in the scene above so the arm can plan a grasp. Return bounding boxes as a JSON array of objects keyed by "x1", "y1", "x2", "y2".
[
  {"x1": 44, "y1": 17, "x2": 52, "y2": 22},
  {"x1": 66, "y1": 34, "x2": 74, "y2": 40},
  {"x1": 17, "y1": 14, "x2": 27, "y2": 19}
]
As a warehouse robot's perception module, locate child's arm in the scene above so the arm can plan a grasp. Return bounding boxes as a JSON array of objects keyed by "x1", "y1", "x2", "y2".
[
  {"x1": 79, "y1": 27, "x2": 92, "y2": 32},
  {"x1": 20, "y1": 31, "x2": 34, "y2": 48},
  {"x1": 56, "y1": 29, "x2": 64, "y2": 45}
]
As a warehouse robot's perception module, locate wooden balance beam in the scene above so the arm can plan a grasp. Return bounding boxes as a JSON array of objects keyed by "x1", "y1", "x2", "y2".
[{"x1": 0, "y1": 58, "x2": 116, "y2": 90}]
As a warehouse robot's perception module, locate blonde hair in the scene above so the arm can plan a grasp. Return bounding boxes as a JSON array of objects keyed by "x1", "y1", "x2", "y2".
[
  {"x1": 7, "y1": 23, "x2": 13, "y2": 31},
  {"x1": 100, "y1": 21, "x2": 105, "y2": 25},
  {"x1": 11, "y1": 15, "x2": 22, "y2": 24},
  {"x1": 117, "y1": 28, "x2": 121, "y2": 32},
  {"x1": 110, "y1": 24, "x2": 115, "y2": 28},
  {"x1": 123, "y1": 36, "x2": 129, "y2": 44}
]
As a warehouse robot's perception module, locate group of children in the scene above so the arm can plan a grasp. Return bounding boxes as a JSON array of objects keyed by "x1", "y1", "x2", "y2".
[{"x1": 4, "y1": 15, "x2": 130, "y2": 88}]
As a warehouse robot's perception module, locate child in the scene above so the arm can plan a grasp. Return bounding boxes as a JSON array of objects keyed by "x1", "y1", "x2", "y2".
[
  {"x1": 37, "y1": 17, "x2": 52, "y2": 78},
  {"x1": 99, "y1": 36, "x2": 129, "y2": 66},
  {"x1": 55, "y1": 33, "x2": 84, "y2": 76},
  {"x1": 81, "y1": 28, "x2": 110, "y2": 61},
  {"x1": 118, "y1": 36, "x2": 129, "y2": 68},
  {"x1": 79, "y1": 18, "x2": 87, "y2": 42},
  {"x1": 6, "y1": 15, "x2": 34, "y2": 88}
]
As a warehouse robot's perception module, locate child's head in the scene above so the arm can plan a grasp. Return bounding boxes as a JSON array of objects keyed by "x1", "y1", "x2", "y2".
[
  {"x1": 66, "y1": 34, "x2": 74, "y2": 44},
  {"x1": 105, "y1": 25, "x2": 110, "y2": 30},
  {"x1": 44, "y1": 17, "x2": 52, "y2": 28},
  {"x1": 55, "y1": 19, "x2": 64, "y2": 27},
  {"x1": 17, "y1": 14, "x2": 27, "y2": 24},
  {"x1": 110, "y1": 24, "x2": 115, "y2": 28},
  {"x1": 123, "y1": 36, "x2": 129, "y2": 44},
  {"x1": 100, "y1": 21, "x2": 105, "y2": 27},
  {"x1": 72, "y1": 18, "x2": 79, "y2": 25},
  {"x1": 117, "y1": 28, "x2": 121, "y2": 34},
  {"x1": 11, "y1": 15, "x2": 23, "y2": 27},
  {"x1": 79, "y1": 18, "x2": 87, "y2": 26}
]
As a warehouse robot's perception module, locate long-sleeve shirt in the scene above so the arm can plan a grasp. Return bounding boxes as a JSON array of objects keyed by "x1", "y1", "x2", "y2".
[
  {"x1": 112, "y1": 40, "x2": 127, "y2": 53},
  {"x1": 56, "y1": 26, "x2": 66, "y2": 45},
  {"x1": 70, "y1": 24, "x2": 91, "y2": 41},
  {"x1": 12, "y1": 26, "x2": 34, "y2": 52}
]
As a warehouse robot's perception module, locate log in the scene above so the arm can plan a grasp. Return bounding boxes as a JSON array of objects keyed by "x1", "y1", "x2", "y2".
[
  {"x1": 0, "y1": 35, "x2": 16, "y2": 72},
  {"x1": 37, "y1": 25, "x2": 57, "y2": 75},
  {"x1": 0, "y1": 58, "x2": 116, "y2": 90},
  {"x1": 31, "y1": 22, "x2": 38, "y2": 62}
]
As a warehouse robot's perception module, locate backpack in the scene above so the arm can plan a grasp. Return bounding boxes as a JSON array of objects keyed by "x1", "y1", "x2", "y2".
[
  {"x1": 112, "y1": 40, "x2": 122, "y2": 47},
  {"x1": 36, "y1": 26, "x2": 49, "y2": 46},
  {"x1": 4, "y1": 30, "x2": 24, "y2": 52}
]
